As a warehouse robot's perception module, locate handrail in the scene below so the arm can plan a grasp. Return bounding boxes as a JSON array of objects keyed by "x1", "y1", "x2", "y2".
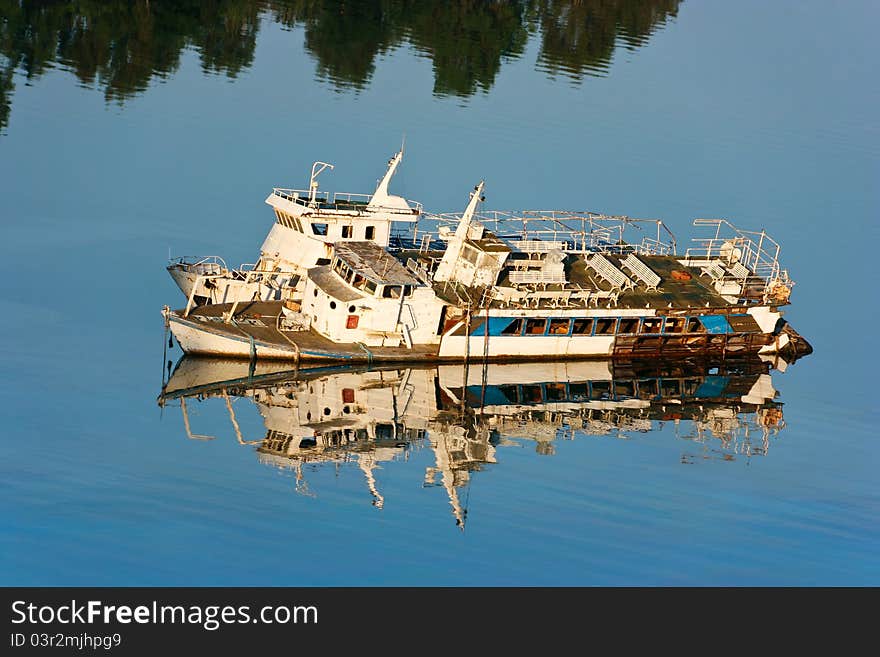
[
  {"x1": 414, "y1": 211, "x2": 677, "y2": 257},
  {"x1": 683, "y1": 219, "x2": 788, "y2": 295},
  {"x1": 168, "y1": 254, "x2": 229, "y2": 270},
  {"x1": 272, "y1": 188, "x2": 422, "y2": 214}
]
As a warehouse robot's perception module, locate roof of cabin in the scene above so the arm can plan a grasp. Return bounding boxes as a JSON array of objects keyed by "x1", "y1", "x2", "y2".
[
  {"x1": 465, "y1": 237, "x2": 511, "y2": 253},
  {"x1": 334, "y1": 241, "x2": 421, "y2": 286},
  {"x1": 310, "y1": 266, "x2": 364, "y2": 302}
]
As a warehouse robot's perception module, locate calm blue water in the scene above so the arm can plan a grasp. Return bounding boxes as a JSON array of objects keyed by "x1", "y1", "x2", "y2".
[{"x1": 1, "y1": 0, "x2": 877, "y2": 586}]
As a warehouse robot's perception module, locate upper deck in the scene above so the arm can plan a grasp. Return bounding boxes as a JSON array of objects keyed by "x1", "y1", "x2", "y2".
[
  {"x1": 395, "y1": 211, "x2": 793, "y2": 309},
  {"x1": 272, "y1": 188, "x2": 422, "y2": 218}
]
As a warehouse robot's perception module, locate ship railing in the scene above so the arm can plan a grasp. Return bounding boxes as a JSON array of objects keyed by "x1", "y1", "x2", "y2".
[
  {"x1": 405, "y1": 257, "x2": 434, "y2": 285},
  {"x1": 416, "y1": 211, "x2": 677, "y2": 256},
  {"x1": 682, "y1": 219, "x2": 789, "y2": 293},
  {"x1": 273, "y1": 188, "x2": 422, "y2": 215},
  {"x1": 168, "y1": 254, "x2": 229, "y2": 274}
]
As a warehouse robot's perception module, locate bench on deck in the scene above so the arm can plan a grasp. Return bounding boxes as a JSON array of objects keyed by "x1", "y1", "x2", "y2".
[
  {"x1": 509, "y1": 268, "x2": 567, "y2": 287},
  {"x1": 585, "y1": 253, "x2": 634, "y2": 291},
  {"x1": 620, "y1": 254, "x2": 662, "y2": 292},
  {"x1": 513, "y1": 240, "x2": 567, "y2": 255},
  {"x1": 700, "y1": 261, "x2": 727, "y2": 281},
  {"x1": 728, "y1": 261, "x2": 752, "y2": 280}
]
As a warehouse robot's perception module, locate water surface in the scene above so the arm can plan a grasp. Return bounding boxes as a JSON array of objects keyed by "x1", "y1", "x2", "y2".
[{"x1": 1, "y1": 0, "x2": 877, "y2": 586}]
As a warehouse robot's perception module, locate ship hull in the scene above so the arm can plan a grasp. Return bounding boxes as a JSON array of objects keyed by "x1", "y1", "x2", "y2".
[{"x1": 167, "y1": 304, "x2": 811, "y2": 363}]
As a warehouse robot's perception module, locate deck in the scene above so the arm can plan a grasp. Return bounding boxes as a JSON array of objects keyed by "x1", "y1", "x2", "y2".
[{"x1": 176, "y1": 301, "x2": 439, "y2": 362}]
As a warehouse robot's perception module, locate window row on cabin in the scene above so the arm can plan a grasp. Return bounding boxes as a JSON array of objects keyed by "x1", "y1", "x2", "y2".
[
  {"x1": 484, "y1": 314, "x2": 743, "y2": 337},
  {"x1": 465, "y1": 376, "x2": 708, "y2": 405},
  {"x1": 331, "y1": 258, "x2": 414, "y2": 299},
  {"x1": 273, "y1": 210, "x2": 375, "y2": 239}
]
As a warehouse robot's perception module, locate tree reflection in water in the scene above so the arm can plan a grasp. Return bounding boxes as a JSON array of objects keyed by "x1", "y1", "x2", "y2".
[{"x1": 0, "y1": 0, "x2": 681, "y2": 132}]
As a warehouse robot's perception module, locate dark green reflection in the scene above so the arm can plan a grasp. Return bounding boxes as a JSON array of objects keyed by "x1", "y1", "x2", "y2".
[{"x1": 0, "y1": 0, "x2": 681, "y2": 133}]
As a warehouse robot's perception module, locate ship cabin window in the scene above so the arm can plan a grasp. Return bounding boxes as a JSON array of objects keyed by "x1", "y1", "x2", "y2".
[
  {"x1": 618, "y1": 318, "x2": 640, "y2": 334},
  {"x1": 334, "y1": 260, "x2": 352, "y2": 281},
  {"x1": 546, "y1": 383, "x2": 566, "y2": 401},
  {"x1": 498, "y1": 385, "x2": 520, "y2": 403},
  {"x1": 572, "y1": 319, "x2": 593, "y2": 335},
  {"x1": 637, "y1": 379, "x2": 659, "y2": 399},
  {"x1": 549, "y1": 319, "x2": 571, "y2": 335},
  {"x1": 462, "y1": 244, "x2": 480, "y2": 266},
  {"x1": 641, "y1": 318, "x2": 663, "y2": 334},
  {"x1": 521, "y1": 385, "x2": 543, "y2": 403},
  {"x1": 664, "y1": 317, "x2": 685, "y2": 333},
  {"x1": 591, "y1": 381, "x2": 612, "y2": 400},
  {"x1": 382, "y1": 285, "x2": 413, "y2": 299},
  {"x1": 525, "y1": 318, "x2": 547, "y2": 335},
  {"x1": 365, "y1": 226, "x2": 375, "y2": 240},
  {"x1": 311, "y1": 223, "x2": 328, "y2": 236},
  {"x1": 275, "y1": 210, "x2": 302, "y2": 232},
  {"x1": 615, "y1": 381, "x2": 635, "y2": 397},
  {"x1": 341, "y1": 225, "x2": 352, "y2": 238},
  {"x1": 568, "y1": 382, "x2": 589, "y2": 400},
  {"x1": 661, "y1": 379, "x2": 682, "y2": 397},
  {"x1": 364, "y1": 280, "x2": 377, "y2": 295},
  {"x1": 500, "y1": 318, "x2": 524, "y2": 335},
  {"x1": 686, "y1": 318, "x2": 706, "y2": 333},
  {"x1": 351, "y1": 273, "x2": 368, "y2": 290},
  {"x1": 595, "y1": 318, "x2": 617, "y2": 335}
]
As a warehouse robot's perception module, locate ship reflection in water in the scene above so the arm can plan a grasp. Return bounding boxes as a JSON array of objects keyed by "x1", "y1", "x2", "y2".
[{"x1": 158, "y1": 355, "x2": 797, "y2": 527}]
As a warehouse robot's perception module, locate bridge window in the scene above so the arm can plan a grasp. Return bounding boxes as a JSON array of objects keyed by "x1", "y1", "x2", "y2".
[
  {"x1": 364, "y1": 280, "x2": 377, "y2": 295},
  {"x1": 382, "y1": 285, "x2": 403, "y2": 299},
  {"x1": 525, "y1": 318, "x2": 547, "y2": 335},
  {"x1": 500, "y1": 318, "x2": 524, "y2": 335},
  {"x1": 664, "y1": 317, "x2": 685, "y2": 333},
  {"x1": 311, "y1": 223, "x2": 328, "y2": 236}
]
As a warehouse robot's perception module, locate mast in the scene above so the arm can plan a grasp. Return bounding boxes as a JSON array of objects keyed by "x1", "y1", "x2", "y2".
[
  {"x1": 366, "y1": 150, "x2": 411, "y2": 210},
  {"x1": 433, "y1": 181, "x2": 485, "y2": 283}
]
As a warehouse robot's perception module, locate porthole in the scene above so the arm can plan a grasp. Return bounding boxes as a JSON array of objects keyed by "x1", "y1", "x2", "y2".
[
  {"x1": 348, "y1": 305, "x2": 356, "y2": 313},
  {"x1": 313, "y1": 289, "x2": 318, "y2": 297},
  {"x1": 323, "y1": 407, "x2": 331, "y2": 416},
  {"x1": 329, "y1": 301, "x2": 336, "y2": 310}
]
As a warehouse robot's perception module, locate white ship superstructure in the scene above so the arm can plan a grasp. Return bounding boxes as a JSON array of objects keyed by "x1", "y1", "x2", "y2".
[{"x1": 167, "y1": 150, "x2": 422, "y2": 311}]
